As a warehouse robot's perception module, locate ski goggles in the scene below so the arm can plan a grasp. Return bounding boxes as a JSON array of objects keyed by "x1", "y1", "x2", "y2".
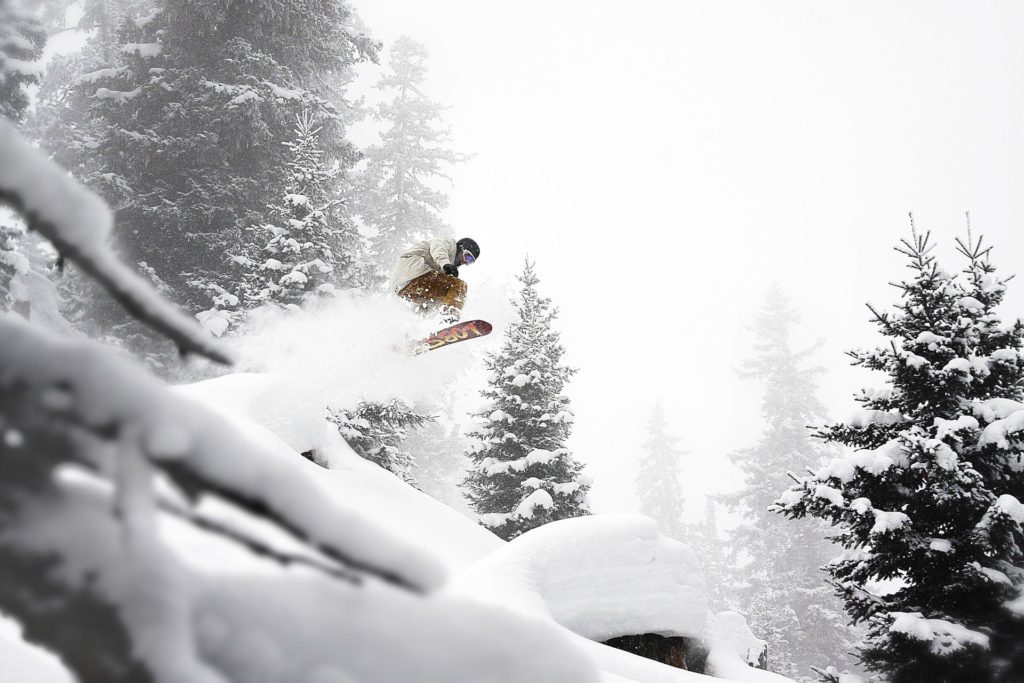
[{"x1": 463, "y1": 252, "x2": 476, "y2": 265}]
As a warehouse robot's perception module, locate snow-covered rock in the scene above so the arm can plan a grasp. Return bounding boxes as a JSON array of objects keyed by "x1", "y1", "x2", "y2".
[
  {"x1": 450, "y1": 514, "x2": 708, "y2": 642},
  {"x1": 702, "y1": 611, "x2": 793, "y2": 682},
  {"x1": 704, "y1": 611, "x2": 767, "y2": 669}
]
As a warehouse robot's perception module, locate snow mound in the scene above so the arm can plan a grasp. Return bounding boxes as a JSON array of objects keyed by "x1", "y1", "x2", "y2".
[
  {"x1": 450, "y1": 514, "x2": 708, "y2": 642},
  {"x1": 704, "y1": 611, "x2": 767, "y2": 668},
  {"x1": 703, "y1": 611, "x2": 793, "y2": 682},
  {"x1": 175, "y1": 371, "x2": 502, "y2": 575}
]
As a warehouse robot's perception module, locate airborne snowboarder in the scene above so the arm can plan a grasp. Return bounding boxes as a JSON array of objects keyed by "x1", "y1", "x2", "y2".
[
  {"x1": 391, "y1": 236, "x2": 480, "y2": 322},
  {"x1": 390, "y1": 237, "x2": 491, "y2": 354}
]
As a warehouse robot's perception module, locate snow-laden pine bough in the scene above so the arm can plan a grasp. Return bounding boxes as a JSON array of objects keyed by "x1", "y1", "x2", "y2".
[
  {"x1": 0, "y1": 120, "x2": 230, "y2": 364},
  {"x1": 0, "y1": 120, "x2": 599, "y2": 683}
]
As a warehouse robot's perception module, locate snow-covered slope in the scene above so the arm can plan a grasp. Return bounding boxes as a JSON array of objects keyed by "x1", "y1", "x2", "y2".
[
  {"x1": 174, "y1": 372, "x2": 502, "y2": 574},
  {"x1": 173, "y1": 360, "x2": 792, "y2": 683}
]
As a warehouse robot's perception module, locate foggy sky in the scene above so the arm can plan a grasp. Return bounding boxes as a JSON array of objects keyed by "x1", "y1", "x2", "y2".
[{"x1": 350, "y1": 0, "x2": 1024, "y2": 517}]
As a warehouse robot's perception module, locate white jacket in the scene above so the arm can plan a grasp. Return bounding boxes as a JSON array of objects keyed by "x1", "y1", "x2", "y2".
[{"x1": 390, "y1": 238, "x2": 458, "y2": 293}]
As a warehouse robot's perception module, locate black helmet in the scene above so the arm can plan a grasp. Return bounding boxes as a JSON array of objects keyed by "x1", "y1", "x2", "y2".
[{"x1": 457, "y1": 237, "x2": 480, "y2": 260}]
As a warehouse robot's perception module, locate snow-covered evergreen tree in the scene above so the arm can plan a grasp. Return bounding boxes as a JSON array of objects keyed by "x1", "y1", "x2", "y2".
[
  {"x1": 329, "y1": 399, "x2": 431, "y2": 484},
  {"x1": 0, "y1": 224, "x2": 21, "y2": 309},
  {"x1": 356, "y1": 36, "x2": 463, "y2": 271},
  {"x1": 30, "y1": 0, "x2": 377, "y2": 361},
  {"x1": 1, "y1": 0, "x2": 46, "y2": 312},
  {"x1": 721, "y1": 285, "x2": 859, "y2": 680},
  {"x1": 463, "y1": 260, "x2": 590, "y2": 541},
  {"x1": 207, "y1": 110, "x2": 368, "y2": 332},
  {"x1": 775, "y1": 228, "x2": 1024, "y2": 683},
  {"x1": 636, "y1": 402, "x2": 686, "y2": 540},
  {"x1": 0, "y1": 0, "x2": 46, "y2": 122},
  {"x1": 687, "y1": 498, "x2": 729, "y2": 610}
]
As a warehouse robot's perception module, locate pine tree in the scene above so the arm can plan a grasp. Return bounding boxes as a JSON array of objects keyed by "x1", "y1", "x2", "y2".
[
  {"x1": 356, "y1": 36, "x2": 463, "y2": 271},
  {"x1": 463, "y1": 260, "x2": 590, "y2": 540},
  {"x1": 721, "y1": 285, "x2": 859, "y2": 680},
  {"x1": 775, "y1": 227, "x2": 1024, "y2": 683},
  {"x1": 0, "y1": 225, "x2": 21, "y2": 309},
  {"x1": 208, "y1": 110, "x2": 368, "y2": 332},
  {"x1": 30, "y1": 0, "x2": 377, "y2": 361},
  {"x1": 687, "y1": 498, "x2": 729, "y2": 610},
  {"x1": 636, "y1": 402, "x2": 686, "y2": 540},
  {"x1": 1, "y1": 0, "x2": 47, "y2": 312},
  {"x1": 328, "y1": 399, "x2": 431, "y2": 484},
  {"x1": 0, "y1": 0, "x2": 46, "y2": 122}
]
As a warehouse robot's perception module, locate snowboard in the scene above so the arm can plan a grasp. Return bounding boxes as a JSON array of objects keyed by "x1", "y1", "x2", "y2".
[{"x1": 413, "y1": 319, "x2": 493, "y2": 355}]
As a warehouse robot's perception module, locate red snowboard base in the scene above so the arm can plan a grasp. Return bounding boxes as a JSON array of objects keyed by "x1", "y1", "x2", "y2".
[{"x1": 414, "y1": 319, "x2": 493, "y2": 355}]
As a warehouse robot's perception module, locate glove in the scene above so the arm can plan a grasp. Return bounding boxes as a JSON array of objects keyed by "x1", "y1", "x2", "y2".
[{"x1": 443, "y1": 263, "x2": 459, "y2": 278}]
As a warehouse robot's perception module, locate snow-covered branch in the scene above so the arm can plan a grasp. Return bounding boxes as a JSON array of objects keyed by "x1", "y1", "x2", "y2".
[
  {"x1": 0, "y1": 120, "x2": 230, "y2": 364},
  {"x1": 0, "y1": 313, "x2": 443, "y2": 591}
]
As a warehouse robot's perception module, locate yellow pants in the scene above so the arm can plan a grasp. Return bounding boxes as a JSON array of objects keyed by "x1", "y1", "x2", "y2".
[{"x1": 398, "y1": 271, "x2": 468, "y2": 314}]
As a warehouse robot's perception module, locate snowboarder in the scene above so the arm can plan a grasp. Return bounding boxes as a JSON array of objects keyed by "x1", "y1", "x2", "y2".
[{"x1": 391, "y1": 237, "x2": 480, "y2": 321}]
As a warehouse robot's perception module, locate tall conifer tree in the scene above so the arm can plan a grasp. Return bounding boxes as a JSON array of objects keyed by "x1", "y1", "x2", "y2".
[
  {"x1": 636, "y1": 402, "x2": 686, "y2": 540},
  {"x1": 1, "y1": 0, "x2": 46, "y2": 309},
  {"x1": 30, "y1": 0, "x2": 377, "y2": 360},
  {"x1": 198, "y1": 110, "x2": 370, "y2": 334},
  {"x1": 463, "y1": 260, "x2": 590, "y2": 540},
  {"x1": 0, "y1": 0, "x2": 46, "y2": 122},
  {"x1": 776, "y1": 228, "x2": 1024, "y2": 682},
  {"x1": 687, "y1": 498, "x2": 729, "y2": 609},
  {"x1": 722, "y1": 285, "x2": 859, "y2": 679},
  {"x1": 356, "y1": 36, "x2": 462, "y2": 271}
]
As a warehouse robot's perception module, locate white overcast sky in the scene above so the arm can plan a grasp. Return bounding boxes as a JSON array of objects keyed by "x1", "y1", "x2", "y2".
[{"x1": 351, "y1": 0, "x2": 1024, "y2": 517}]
